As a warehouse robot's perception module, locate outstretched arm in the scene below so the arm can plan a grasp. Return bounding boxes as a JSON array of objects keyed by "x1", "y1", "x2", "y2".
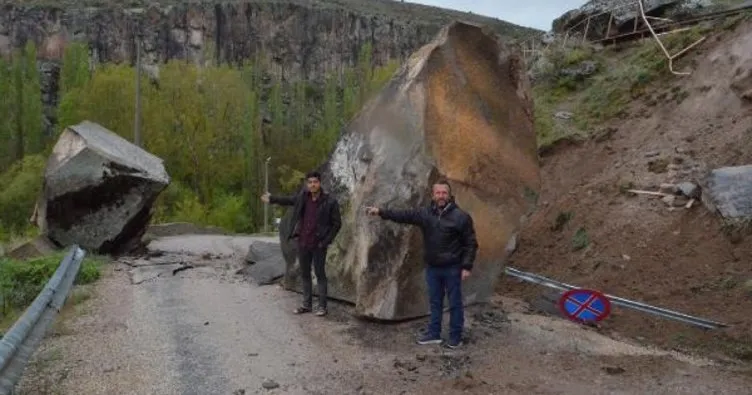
[
  {"x1": 269, "y1": 195, "x2": 296, "y2": 206},
  {"x1": 263, "y1": 192, "x2": 296, "y2": 206},
  {"x1": 370, "y1": 207, "x2": 424, "y2": 226},
  {"x1": 460, "y1": 215, "x2": 479, "y2": 272}
]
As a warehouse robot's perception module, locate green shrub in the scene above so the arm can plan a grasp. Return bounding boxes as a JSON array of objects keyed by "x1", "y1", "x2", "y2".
[
  {"x1": 0, "y1": 252, "x2": 103, "y2": 318},
  {"x1": 206, "y1": 192, "x2": 252, "y2": 233},
  {"x1": 0, "y1": 154, "x2": 46, "y2": 240}
]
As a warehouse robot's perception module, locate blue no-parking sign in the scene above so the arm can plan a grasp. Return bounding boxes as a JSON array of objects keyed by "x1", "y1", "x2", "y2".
[{"x1": 558, "y1": 288, "x2": 612, "y2": 323}]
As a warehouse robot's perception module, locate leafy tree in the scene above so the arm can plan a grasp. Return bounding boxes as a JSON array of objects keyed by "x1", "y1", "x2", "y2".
[
  {"x1": 59, "y1": 42, "x2": 90, "y2": 95},
  {"x1": 0, "y1": 154, "x2": 46, "y2": 239},
  {"x1": 0, "y1": 58, "x2": 13, "y2": 171},
  {"x1": 319, "y1": 73, "x2": 340, "y2": 158},
  {"x1": 357, "y1": 41, "x2": 374, "y2": 106},
  {"x1": 5, "y1": 41, "x2": 401, "y2": 235},
  {"x1": 6, "y1": 42, "x2": 44, "y2": 160}
]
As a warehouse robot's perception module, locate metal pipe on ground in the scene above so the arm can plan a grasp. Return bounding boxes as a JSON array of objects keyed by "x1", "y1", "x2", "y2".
[{"x1": 504, "y1": 266, "x2": 728, "y2": 330}]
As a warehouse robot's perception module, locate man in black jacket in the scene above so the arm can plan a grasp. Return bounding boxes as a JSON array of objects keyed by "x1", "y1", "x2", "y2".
[
  {"x1": 262, "y1": 171, "x2": 342, "y2": 316},
  {"x1": 365, "y1": 179, "x2": 478, "y2": 348}
]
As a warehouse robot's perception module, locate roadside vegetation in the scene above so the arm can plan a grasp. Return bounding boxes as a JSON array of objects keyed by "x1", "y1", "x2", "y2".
[
  {"x1": 0, "y1": 41, "x2": 398, "y2": 243},
  {"x1": 0, "y1": 253, "x2": 103, "y2": 333}
]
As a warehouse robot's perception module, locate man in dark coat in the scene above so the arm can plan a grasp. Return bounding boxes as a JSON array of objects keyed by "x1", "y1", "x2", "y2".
[
  {"x1": 262, "y1": 171, "x2": 342, "y2": 316},
  {"x1": 365, "y1": 179, "x2": 478, "y2": 348}
]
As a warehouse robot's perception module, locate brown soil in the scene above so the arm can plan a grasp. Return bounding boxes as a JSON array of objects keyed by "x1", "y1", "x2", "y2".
[{"x1": 501, "y1": 18, "x2": 752, "y2": 362}]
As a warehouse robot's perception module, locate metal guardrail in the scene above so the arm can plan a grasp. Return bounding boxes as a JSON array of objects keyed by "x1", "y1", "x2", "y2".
[
  {"x1": 505, "y1": 266, "x2": 728, "y2": 330},
  {"x1": 0, "y1": 245, "x2": 86, "y2": 395}
]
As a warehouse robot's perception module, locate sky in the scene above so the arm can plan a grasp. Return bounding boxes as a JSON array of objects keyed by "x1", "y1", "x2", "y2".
[{"x1": 411, "y1": 0, "x2": 588, "y2": 31}]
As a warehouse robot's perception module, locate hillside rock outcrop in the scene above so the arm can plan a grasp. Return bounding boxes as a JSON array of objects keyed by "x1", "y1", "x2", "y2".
[
  {"x1": 552, "y1": 0, "x2": 714, "y2": 41},
  {"x1": 279, "y1": 21, "x2": 541, "y2": 320},
  {"x1": 35, "y1": 121, "x2": 170, "y2": 254}
]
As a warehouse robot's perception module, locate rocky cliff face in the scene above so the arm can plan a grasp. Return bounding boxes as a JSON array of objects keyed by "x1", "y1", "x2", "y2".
[
  {"x1": 1, "y1": 2, "x2": 536, "y2": 76},
  {"x1": 0, "y1": 1, "x2": 538, "y2": 131}
]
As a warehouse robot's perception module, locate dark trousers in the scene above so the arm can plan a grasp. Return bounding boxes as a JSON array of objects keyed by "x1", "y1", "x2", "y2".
[
  {"x1": 298, "y1": 245, "x2": 328, "y2": 309},
  {"x1": 425, "y1": 265, "x2": 464, "y2": 343}
]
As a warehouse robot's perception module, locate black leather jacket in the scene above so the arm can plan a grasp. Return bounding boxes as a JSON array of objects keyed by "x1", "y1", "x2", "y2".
[{"x1": 380, "y1": 200, "x2": 478, "y2": 271}]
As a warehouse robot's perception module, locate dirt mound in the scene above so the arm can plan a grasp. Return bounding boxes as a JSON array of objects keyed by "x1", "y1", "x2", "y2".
[{"x1": 503, "y1": 18, "x2": 752, "y2": 361}]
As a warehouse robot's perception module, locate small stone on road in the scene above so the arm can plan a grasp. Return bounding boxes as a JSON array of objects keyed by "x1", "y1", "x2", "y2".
[{"x1": 262, "y1": 379, "x2": 279, "y2": 390}]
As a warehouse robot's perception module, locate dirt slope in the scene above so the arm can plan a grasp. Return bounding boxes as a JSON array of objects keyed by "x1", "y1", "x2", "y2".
[{"x1": 503, "y1": 18, "x2": 752, "y2": 361}]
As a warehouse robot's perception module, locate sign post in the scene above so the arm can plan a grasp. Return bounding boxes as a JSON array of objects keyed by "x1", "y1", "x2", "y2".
[{"x1": 264, "y1": 156, "x2": 271, "y2": 233}]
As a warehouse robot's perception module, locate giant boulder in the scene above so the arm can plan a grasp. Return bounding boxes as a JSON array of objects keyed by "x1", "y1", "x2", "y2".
[
  {"x1": 35, "y1": 121, "x2": 170, "y2": 254},
  {"x1": 280, "y1": 21, "x2": 541, "y2": 320}
]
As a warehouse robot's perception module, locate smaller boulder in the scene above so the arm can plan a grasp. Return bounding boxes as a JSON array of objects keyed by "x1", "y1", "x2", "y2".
[
  {"x1": 36, "y1": 121, "x2": 170, "y2": 254},
  {"x1": 676, "y1": 181, "x2": 700, "y2": 199},
  {"x1": 701, "y1": 166, "x2": 752, "y2": 219},
  {"x1": 238, "y1": 240, "x2": 285, "y2": 285}
]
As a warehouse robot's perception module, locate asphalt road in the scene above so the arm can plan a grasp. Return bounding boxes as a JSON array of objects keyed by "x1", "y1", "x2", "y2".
[{"x1": 16, "y1": 235, "x2": 752, "y2": 395}]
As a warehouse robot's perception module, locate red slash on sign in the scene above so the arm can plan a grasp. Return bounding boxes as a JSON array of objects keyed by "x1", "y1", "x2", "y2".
[{"x1": 558, "y1": 289, "x2": 612, "y2": 323}]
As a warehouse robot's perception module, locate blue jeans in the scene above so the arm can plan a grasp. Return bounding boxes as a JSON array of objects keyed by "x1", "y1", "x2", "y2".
[{"x1": 425, "y1": 265, "x2": 464, "y2": 343}]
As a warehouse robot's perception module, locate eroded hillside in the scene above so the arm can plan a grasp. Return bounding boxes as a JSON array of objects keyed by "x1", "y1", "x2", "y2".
[{"x1": 505, "y1": 14, "x2": 752, "y2": 362}]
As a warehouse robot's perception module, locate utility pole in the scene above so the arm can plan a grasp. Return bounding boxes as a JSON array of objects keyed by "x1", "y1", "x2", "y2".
[
  {"x1": 134, "y1": 30, "x2": 142, "y2": 147},
  {"x1": 264, "y1": 156, "x2": 271, "y2": 233}
]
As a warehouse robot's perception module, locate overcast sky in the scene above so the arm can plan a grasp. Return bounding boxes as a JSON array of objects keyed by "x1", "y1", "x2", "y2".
[{"x1": 412, "y1": 0, "x2": 588, "y2": 30}]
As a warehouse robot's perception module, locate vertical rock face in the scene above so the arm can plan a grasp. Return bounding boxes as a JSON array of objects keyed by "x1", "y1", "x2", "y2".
[
  {"x1": 0, "y1": 2, "x2": 535, "y2": 81},
  {"x1": 280, "y1": 21, "x2": 541, "y2": 320},
  {"x1": 36, "y1": 121, "x2": 170, "y2": 254}
]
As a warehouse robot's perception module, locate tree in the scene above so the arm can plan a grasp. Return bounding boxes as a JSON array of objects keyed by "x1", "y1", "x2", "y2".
[
  {"x1": 29, "y1": 45, "x2": 403, "y2": 233},
  {"x1": 319, "y1": 73, "x2": 340, "y2": 158},
  {"x1": 357, "y1": 41, "x2": 374, "y2": 107},
  {"x1": 59, "y1": 42, "x2": 90, "y2": 95},
  {"x1": 240, "y1": 59, "x2": 263, "y2": 229},
  {"x1": 19, "y1": 42, "x2": 44, "y2": 155},
  {"x1": 0, "y1": 58, "x2": 13, "y2": 171}
]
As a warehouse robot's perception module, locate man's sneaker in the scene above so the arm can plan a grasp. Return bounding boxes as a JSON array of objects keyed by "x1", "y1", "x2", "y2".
[
  {"x1": 445, "y1": 339, "x2": 462, "y2": 349},
  {"x1": 293, "y1": 306, "x2": 311, "y2": 314},
  {"x1": 314, "y1": 307, "x2": 328, "y2": 316},
  {"x1": 416, "y1": 334, "x2": 442, "y2": 345}
]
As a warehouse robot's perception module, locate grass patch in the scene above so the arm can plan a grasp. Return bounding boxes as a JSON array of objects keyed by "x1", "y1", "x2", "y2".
[
  {"x1": 0, "y1": 252, "x2": 104, "y2": 332},
  {"x1": 572, "y1": 227, "x2": 589, "y2": 251},
  {"x1": 671, "y1": 331, "x2": 752, "y2": 362},
  {"x1": 720, "y1": 217, "x2": 752, "y2": 244}
]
